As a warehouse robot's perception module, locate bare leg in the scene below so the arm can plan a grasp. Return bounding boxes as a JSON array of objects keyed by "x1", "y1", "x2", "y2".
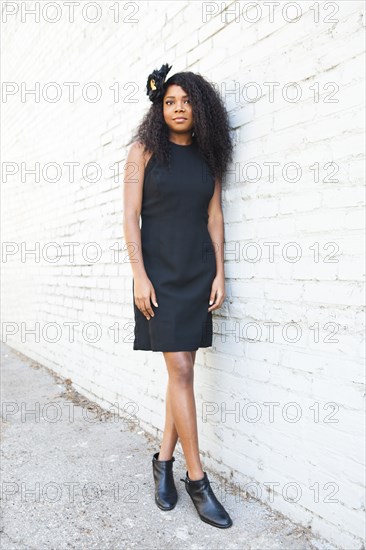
[
  {"x1": 158, "y1": 380, "x2": 179, "y2": 460},
  {"x1": 159, "y1": 350, "x2": 197, "y2": 460},
  {"x1": 160, "y1": 350, "x2": 204, "y2": 481}
]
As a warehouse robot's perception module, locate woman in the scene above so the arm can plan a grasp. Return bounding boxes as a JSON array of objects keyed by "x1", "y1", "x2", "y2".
[{"x1": 123, "y1": 63, "x2": 234, "y2": 528}]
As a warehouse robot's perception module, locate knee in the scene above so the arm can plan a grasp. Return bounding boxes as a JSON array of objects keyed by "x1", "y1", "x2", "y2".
[{"x1": 168, "y1": 359, "x2": 194, "y2": 386}]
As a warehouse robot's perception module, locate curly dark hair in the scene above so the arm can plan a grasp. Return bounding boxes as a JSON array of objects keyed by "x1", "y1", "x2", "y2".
[{"x1": 131, "y1": 70, "x2": 234, "y2": 181}]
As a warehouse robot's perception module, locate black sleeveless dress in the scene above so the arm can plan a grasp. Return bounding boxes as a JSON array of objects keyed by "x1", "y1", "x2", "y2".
[{"x1": 132, "y1": 139, "x2": 217, "y2": 352}]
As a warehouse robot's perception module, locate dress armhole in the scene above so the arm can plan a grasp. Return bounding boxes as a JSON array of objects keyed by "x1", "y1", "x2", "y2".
[{"x1": 145, "y1": 153, "x2": 155, "y2": 175}]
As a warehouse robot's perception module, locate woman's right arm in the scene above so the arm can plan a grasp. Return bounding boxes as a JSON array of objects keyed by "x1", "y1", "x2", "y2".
[
  {"x1": 123, "y1": 141, "x2": 158, "y2": 319},
  {"x1": 123, "y1": 141, "x2": 147, "y2": 280}
]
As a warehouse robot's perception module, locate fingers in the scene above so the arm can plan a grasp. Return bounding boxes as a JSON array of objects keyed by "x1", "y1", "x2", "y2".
[
  {"x1": 135, "y1": 299, "x2": 154, "y2": 320},
  {"x1": 135, "y1": 290, "x2": 158, "y2": 320},
  {"x1": 208, "y1": 300, "x2": 224, "y2": 311},
  {"x1": 208, "y1": 290, "x2": 225, "y2": 311},
  {"x1": 209, "y1": 290, "x2": 216, "y2": 306},
  {"x1": 208, "y1": 289, "x2": 218, "y2": 311},
  {"x1": 143, "y1": 298, "x2": 155, "y2": 319},
  {"x1": 151, "y1": 289, "x2": 158, "y2": 308},
  {"x1": 136, "y1": 287, "x2": 224, "y2": 318}
]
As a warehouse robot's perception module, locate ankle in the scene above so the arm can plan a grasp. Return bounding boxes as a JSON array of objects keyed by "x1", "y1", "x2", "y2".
[
  {"x1": 187, "y1": 470, "x2": 205, "y2": 481},
  {"x1": 157, "y1": 452, "x2": 173, "y2": 461}
]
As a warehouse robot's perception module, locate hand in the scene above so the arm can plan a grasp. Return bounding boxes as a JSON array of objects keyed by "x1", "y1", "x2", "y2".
[
  {"x1": 134, "y1": 275, "x2": 158, "y2": 320},
  {"x1": 208, "y1": 274, "x2": 225, "y2": 312}
]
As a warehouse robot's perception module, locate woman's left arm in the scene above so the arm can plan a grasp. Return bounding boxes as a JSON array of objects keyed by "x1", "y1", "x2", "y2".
[{"x1": 207, "y1": 177, "x2": 226, "y2": 312}]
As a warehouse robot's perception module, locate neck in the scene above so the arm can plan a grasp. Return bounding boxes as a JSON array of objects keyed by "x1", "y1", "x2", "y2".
[{"x1": 168, "y1": 132, "x2": 193, "y2": 146}]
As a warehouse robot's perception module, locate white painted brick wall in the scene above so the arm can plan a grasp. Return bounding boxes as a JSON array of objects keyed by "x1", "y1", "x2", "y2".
[{"x1": 2, "y1": 1, "x2": 365, "y2": 547}]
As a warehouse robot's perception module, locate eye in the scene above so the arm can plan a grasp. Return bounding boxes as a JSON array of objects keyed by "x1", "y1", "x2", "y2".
[{"x1": 165, "y1": 99, "x2": 190, "y2": 105}]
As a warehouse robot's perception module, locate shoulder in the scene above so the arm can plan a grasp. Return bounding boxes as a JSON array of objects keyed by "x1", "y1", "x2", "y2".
[
  {"x1": 127, "y1": 140, "x2": 145, "y2": 158},
  {"x1": 128, "y1": 141, "x2": 154, "y2": 168}
]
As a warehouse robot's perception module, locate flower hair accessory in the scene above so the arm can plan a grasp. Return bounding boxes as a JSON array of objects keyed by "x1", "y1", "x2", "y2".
[{"x1": 146, "y1": 62, "x2": 172, "y2": 104}]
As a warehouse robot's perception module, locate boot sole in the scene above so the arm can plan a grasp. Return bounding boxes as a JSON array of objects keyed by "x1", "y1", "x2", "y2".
[
  {"x1": 199, "y1": 514, "x2": 233, "y2": 528},
  {"x1": 155, "y1": 495, "x2": 178, "y2": 511},
  {"x1": 185, "y1": 491, "x2": 233, "y2": 528}
]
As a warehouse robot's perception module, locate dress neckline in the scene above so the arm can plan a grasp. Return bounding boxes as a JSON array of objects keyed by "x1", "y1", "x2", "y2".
[{"x1": 168, "y1": 140, "x2": 194, "y2": 147}]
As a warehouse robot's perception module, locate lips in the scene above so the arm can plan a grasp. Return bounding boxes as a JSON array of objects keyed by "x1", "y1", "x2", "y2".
[{"x1": 173, "y1": 117, "x2": 187, "y2": 121}]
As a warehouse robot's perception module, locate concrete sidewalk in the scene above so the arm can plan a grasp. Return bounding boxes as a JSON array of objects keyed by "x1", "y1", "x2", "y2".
[{"x1": 1, "y1": 344, "x2": 336, "y2": 550}]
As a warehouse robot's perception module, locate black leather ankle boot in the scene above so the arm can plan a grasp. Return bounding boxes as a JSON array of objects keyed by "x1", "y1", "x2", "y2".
[
  {"x1": 180, "y1": 471, "x2": 233, "y2": 528},
  {"x1": 152, "y1": 452, "x2": 178, "y2": 511}
]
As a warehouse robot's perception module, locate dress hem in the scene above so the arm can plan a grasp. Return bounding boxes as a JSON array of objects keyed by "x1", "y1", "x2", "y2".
[{"x1": 133, "y1": 344, "x2": 212, "y2": 352}]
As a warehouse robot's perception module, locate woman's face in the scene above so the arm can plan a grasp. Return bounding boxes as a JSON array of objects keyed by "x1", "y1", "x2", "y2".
[{"x1": 163, "y1": 84, "x2": 194, "y2": 137}]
